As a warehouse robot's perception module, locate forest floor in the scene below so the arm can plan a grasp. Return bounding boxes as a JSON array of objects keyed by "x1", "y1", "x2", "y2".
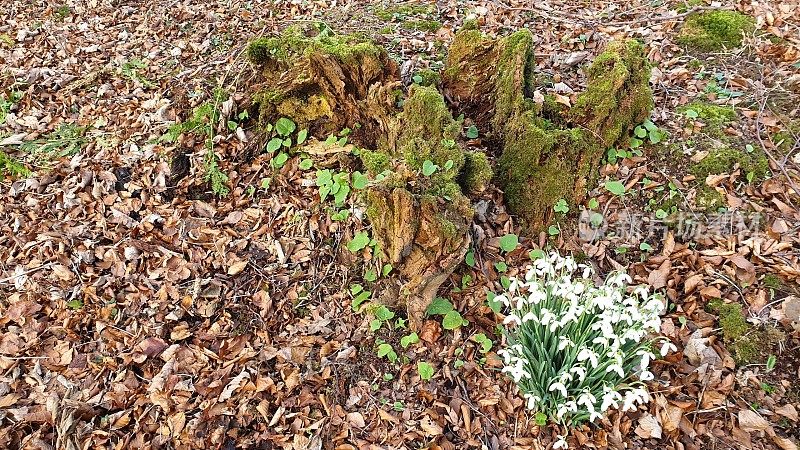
[{"x1": 1, "y1": 1, "x2": 800, "y2": 449}]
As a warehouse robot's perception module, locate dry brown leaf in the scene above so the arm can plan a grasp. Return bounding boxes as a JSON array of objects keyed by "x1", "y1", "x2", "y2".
[
  {"x1": 775, "y1": 404, "x2": 798, "y2": 422},
  {"x1": 419, "y1": 416, "x2": 443, "y2": 436},
  {"x1": 346, "y1": 412, "x2": 365, "y2": 428},
  {"x1": 648, "y1": 259, "x2": 671, "y2": 289},
  {"x1": 738, "y1": 409, "x2": 770, "y2": 433},
  {"x1": 634, "y1": 413, "x2": 662, "y2": 439}
]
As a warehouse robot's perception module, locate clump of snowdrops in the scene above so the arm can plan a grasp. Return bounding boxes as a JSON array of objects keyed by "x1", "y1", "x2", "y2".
[{"x1": 494, "y1": 251, "x2": 675, "y2": 448}]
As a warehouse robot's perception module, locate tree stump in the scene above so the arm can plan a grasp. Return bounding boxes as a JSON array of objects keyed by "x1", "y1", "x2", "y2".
[
  {"x1": 443, "y1": 27, "x2": 653, "y2": 230},
  {"x1": 246, "y1": 24, "x2": 653, "y2": 328}
]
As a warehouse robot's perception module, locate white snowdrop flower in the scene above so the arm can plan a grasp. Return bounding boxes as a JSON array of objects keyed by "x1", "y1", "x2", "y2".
[
  {"x1": 524, "y1": 393, "x2": 541, "y2": 410},
  {"x1": 601, "y1": 389, "x2": 622, "y2": 412},
  {"x1": 579, "y1": 263, "x2": 594, "y2": 279},
  {"x1": 639, "y1": 370, "x2": 654, "y2": 381},
  {"x1": 548, "y1": 381, "x2": 568, "y2": 398},
  {"x1": 577, "y1": 391, "x2": 597, "y2": 411},
  {"x1": 522, "y1": 311, "x2": 539, "y2": 323},
  {"x1": 637, "y1": 349, "x2": 655, "y2": 371},
  {"x1": 528, "y1": 288, "x2": 546, "y2": 305},
  {"x1": 606, "y1": 364, "x2": 624, "y2": 378},
  {"x1": 553, "y1": 434, "x2": 569, "y2": 450},
  {"x1": 503, "y1": 313, "x2": 522, "y2": 326},
  {"x1": 577, "y1": 347, "x2": 599, "y2": 368},
  {"x1": 660, "y1": 340, "x2": 677, "y2": 357},
  {"x1": 558, "y1": 336, "x2": 574, "y2": 351},
  {"x1": 622, "y1": 392, "x2": 639, "y2": 412},
  {"x1": 495, "y1": 294, "x2": 510, "y2": 307},
  {"x1": 569, "y1": 366, "x2": 586, "y2": 382}
]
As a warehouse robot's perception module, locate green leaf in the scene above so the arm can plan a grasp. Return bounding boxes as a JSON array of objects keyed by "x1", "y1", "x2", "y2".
[
  {"x1": 374, "y1": 305, "x2": 395, "y2": 321},
  {"x1": 648, "y1": 130, "x2": 662, "y2": 144},
  {"x1": 352, "y1": 171, "x2": 368, "y2": 189},
  {"x1": 298, "y1": 158, "x2": 313, "y2": 170},
  {"x1": 365, "y1": 269, "x2": 377, "y2": 282},
  {"x1": 466, "y1": 125, "x2": 479, "y2": 139},
  {"x1": 296, "y1": 128, "x2": 308, "y2": 145},
  {"x1": 426, "y1": 297, "x2": 454, "y2": 316},
  {"x1": 369, "y1": 319, "x2": 382, "y2": 331},
  {"x1": 639, "y1": 242, "x2": 653, "y2": 252},
  {"x1": 400, "y1": 332, "x2": 419, "y2": 348},
  {"x1": 422, "y1": 159, "x2": 438, "y2": 176},
  {"x1": 655, "y1": 209, "x2": 668, "y2": 219},
  {"x1": 275, "y1": 117, "x2": 296, "y2": 136},
  {"x1": 529, "y1": 249, "x2": 545, "y2": 260},
  {"x1": 444, "y1": 159, "x2": 454, "y2": 171},
  {"x1": 347, "y1": 231, "x2": 370, "y2": 252},
  {"x1": 377, "y1": 343, "x2": 393, "y2": 358},
  {"x1": 282, "y1": 137, "x2": 292, "y2": 148},
  {"x1": 547, "y1": 225, "x2": 559, "y2": 236},
  {"x1": 266, "y1": 137, "x2": 282, "y2": 153},
  {"x1": 351, "y1": 291, "x2": 372, "y2": 312},
  {"x1": 442, "y1": 310, "x2": 465, "y2": 330},
  {"x1": 333, "y1": 183, "x2": 350, "y2": 205},
  {"x1": 486, "y1": 291, "x2": 501, "y2": 313},
  {"x1": 412, "y1": 74, "x2": 423, "y2": 84},
  {"x1": 67, "y1": 299, "x2": 83, "y2": 310},
  {"x1": 272, "y1": 152, "x2": 289, "y2": 168},
  {"x1": 417, "y1": 361, "x2": 434, "y2": 380},
  {"x1": 465, "y1": 250, "x2": 475, "y2": 267},
  {"x1": 473, "y1": 333, "x2": 492, "y2": 353},
  {"x1": 324, "y1": 134, "x2": 337, "y2": 145},
  {"x1": 634, "y1": 125, "x2": 647, "y2": 138},
  {"x1": 535, "y1": 412, "x2": 547, "y2": 426},
  {"x1": 685, "y1": 109, "x2": 699, "y2": 119},
  {"x1": 382, "y1": 264, "x2": 393, "y2": 277},
  {"x1": 766, "y1": 354, "x2": 776, "y2": 372},
  {"x1": 498, "y1": 234, "x2": 519, "y2": 253},
  {"x1": 643, "y1": 119, "x2": 658, "y2": 132},
  {"x1": 604, "y1": 180, "x2": 626, "y2": 196},
  {"x1": 260, "y1": 177, "x2": 271, "y2": 189},
  {"x1": 553, "y1": 198, "x2": 569, "y2": 214},
  {"x1": 227, "y1": 120, "x2": 238, "y2": 131},
  {"x1": 494, "y1": 261, "x2": 507, "y2": 272},
  {"x1": 629, "y1": 137, "x2": 643, "y2": 148},
  {"x1": 589, "y1": 212, "x2": 604, "y2": 227}
]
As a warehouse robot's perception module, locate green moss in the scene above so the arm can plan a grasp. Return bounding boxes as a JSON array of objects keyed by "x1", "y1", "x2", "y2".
[
  {"x1": 402, "y1": 20, "x2": 442, "y2": 32},
  {"x1": 442, "y1": 28, "x2": 485, "y2": 89},
  {"x1": 360, "y1": 149, "x2": 391, "y2": 174},
  {"x1": 772, "y1": 120, "x2": 799, "y2": 154},
  {"x1": 498, "y1": 114, "x2": 601, "y2": 229},
  {"x1": 679, "y1": 101, "x2": 736, "y2": 132},
  {"x1": 460, "y1": 150, "x2": 492, "y2": 194},
  {"x1": 412, "y1": 68, "x2": 440, "y2": 87},
  {"x1": 491, "y1": 30, "x2": 536, "y2": 133},
  {"x1": 247, "y1": 25, "x2": 380, "y2": 66},
  {"x1": 394, "y1": 85, "x2": 464, "y2": 176},
  {"x1": 677, "y1": 10, "x2": 755, "y2": 51},
  {"x1": 571, "y1": 40, "x2": 653, "y2": 148},
  {"x1": 246, "y1": 26, "x2": 307, "y2": 64},
  {"x1": 379, "y1": 26, "x2": 393, "y2": 34},
  {"x1": 691, "y1": 146, "x2": 769, "y2": 182},
  {"x1": 708, "y1": 299, "x2": 784, "y2": 365},
  {"x1": 763, "y1": 274, "x2": 783, "y2": 290},
  {"x1": 695, "y1": 185, "x2": 725, "y2": 211}
]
